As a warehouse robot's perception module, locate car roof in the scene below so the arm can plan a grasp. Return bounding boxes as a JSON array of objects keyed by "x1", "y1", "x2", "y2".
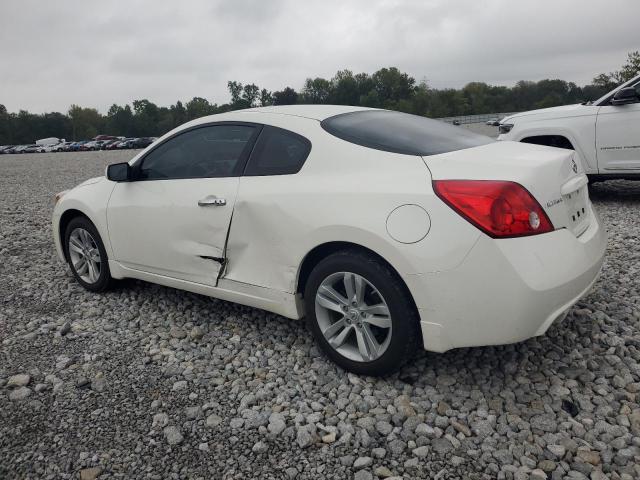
[
  {"x1": 239, "y1": 104, "x2": 374, "y2": 120},
  {"x1": 189, "y1": 105, "x2": 375, "y2": 127}
]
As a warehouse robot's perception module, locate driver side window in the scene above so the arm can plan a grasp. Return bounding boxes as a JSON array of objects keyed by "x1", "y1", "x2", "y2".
[{"x1": 139, "y1": 125, "x2": 256, "y2": 180}]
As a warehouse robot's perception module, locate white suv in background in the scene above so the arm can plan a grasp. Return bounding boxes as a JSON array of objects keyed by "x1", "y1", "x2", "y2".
[{"x1": 498, "y1": 74, "x2": 640, "y2": 182}]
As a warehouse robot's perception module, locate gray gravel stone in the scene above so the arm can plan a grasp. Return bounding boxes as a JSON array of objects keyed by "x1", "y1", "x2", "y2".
[
  {"x1": 547, "y1": 444, "x2": 566, "y2": 459},
  {"x1": 152, "y1": 412, "x2": 169, "y2": 429},
  {"x1": 412, "y1": 446, "x2": 429, "y2": 458},
  {"x1": 172, "y1": 380, "x2": 187, "y2": 391},
  {"x1": 355, "y1": 471, "x2": 373, "y2": 480},
  {"x1": 205, "y1": 413, "x2": 222, "y2": 427},
  {"x1": 353, "y1": 456, "x2": 373, "y2": 469},
  {"x1": 372, "y1": 447, "x2": 386, "y2": 459},
  {"x1": 530, "y1": 469, "x2": 547, "y2": 480},
  {"x1": 268, "y1": 412, "x2": 286, "y2": 435},
  {"x1": 8, "y1": 387, "x2": 31, "y2": 401},
  {"x1": 284, "y1": 467, "x2": 298, "y2": 479},
  {"x1": 6, "y1": 374, "x2": 30, "y2": 387},
  {"x1": 252, "y1": 440, "x2": 268, "y2": 453},
  {"x1": 388, "y1": 439, "x2": 406, "y2": 455},
  {"x1": 163, "y1": 425, "x2": 184, "y2": 445},
  {"x1": 374, "y1": 465, "x2": 393, "y2": 478},
  {"x1": 296, "y1": 425, "x2": 315, "y2": 448},
  {"x1": 432, "y1": 437, "x2": 453, "y2": 455}
]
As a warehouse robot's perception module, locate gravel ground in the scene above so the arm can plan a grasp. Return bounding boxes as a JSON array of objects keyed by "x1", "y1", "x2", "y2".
[{"x1": 1, "y1": 151, "x2": 639, "y2": 480}]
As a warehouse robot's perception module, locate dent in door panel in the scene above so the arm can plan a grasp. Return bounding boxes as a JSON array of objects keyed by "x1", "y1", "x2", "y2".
[{"x1": 223, "y1": 199, "x2": 299, "y2": 293}]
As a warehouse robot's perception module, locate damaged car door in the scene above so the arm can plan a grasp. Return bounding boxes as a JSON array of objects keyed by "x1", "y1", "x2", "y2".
[{"x1": 106, "y1": 123, "x2": 260, "y2": 286}]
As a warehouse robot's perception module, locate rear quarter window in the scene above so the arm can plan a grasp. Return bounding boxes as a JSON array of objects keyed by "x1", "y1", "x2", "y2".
[
  {"x1": 244, "y1": 125, "x2": 311, "y2": 176},
  {"x1": 321, "y1": 110, "x2": 493, "y2": 156}
]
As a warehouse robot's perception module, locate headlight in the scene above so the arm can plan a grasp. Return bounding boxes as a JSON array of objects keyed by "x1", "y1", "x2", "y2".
[
  {"x1": 498, "y1": 123, "x2": 514, "y2": 134},
  {"x1": 54, "y1": 190, "x2": 69, "y2": 204}
]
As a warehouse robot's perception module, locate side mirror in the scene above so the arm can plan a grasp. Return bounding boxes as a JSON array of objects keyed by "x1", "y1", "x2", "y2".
[
  {"x1": 611, "y1": 87, "x2": 640, "y2": 106},
  {"x1": 106, "y1": 162, "x2": 132, "y2": 182}
]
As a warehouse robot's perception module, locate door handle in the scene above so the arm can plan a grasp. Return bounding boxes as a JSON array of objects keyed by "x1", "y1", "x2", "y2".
[{"x1": 198, "y1": 196, "x2": 226, "y2": 207}]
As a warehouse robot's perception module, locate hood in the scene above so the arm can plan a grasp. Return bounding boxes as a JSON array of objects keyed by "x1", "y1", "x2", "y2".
[
  {"x1": 75, "y1": 176, "x2": 104, "y2": 189},
  {"x1": 502, "y1": 103, "x2": 595, "y2": 124}
]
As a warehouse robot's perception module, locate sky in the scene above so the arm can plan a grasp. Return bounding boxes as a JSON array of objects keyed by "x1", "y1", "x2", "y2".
[{"x1": 1, "y1": 0, "x2": 638, "y2": 114}]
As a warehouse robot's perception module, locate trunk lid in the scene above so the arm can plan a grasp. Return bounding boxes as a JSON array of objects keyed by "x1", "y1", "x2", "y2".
[{"x1": 424, "y1": 141, "x2": 591, "y2": 237}]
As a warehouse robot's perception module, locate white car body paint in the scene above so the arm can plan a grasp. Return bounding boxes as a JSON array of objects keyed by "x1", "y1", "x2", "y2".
[
  {"x1": 498, "y1": 74, "x2": 640, "y2": 175},
  {"x1": 53, "y1": 105, "x2": 607, "y2": 353}
]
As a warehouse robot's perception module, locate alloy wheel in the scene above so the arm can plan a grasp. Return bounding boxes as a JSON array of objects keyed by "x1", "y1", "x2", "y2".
[
  {"x1": 68, "y1": 227, "x2": 102, "y2": 284},
  {"x1": 315, "y1": 271, "x2": 392, "y2": 362}
]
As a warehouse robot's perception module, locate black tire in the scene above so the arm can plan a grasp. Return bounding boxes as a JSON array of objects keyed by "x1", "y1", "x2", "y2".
[
  {"x1": 64, "y1": 216, "x2": 113, "y2": 292},
  {"x1": 304, "y1": 249, "x2": 420, "y2": 376}
]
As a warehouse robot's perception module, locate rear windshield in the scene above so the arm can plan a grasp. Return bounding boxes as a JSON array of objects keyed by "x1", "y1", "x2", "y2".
[{"x1": 321, "y1": 110, "x2": 493, "y2": 156}]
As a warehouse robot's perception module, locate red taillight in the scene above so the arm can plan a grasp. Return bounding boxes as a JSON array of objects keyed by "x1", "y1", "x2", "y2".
[{"x1": 433, "y1": 180, "x2": 554, "y2": 238}]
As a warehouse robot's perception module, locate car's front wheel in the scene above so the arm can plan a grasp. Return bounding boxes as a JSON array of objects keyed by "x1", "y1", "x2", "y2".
[
  {"x1": 304, "y1": 250, "x2": 420, "y2": 376},
  {"x1": 64, "y1": 216, "x2": 113, "y2": 292}
]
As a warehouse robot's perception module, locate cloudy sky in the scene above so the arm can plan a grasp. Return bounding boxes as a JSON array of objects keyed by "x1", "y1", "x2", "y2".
[{"x1": 1, "y1": 0, "x2": 638, "y2": 114}]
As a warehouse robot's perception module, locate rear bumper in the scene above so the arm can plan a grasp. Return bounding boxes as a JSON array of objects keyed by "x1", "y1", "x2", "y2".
[{"x1": 407, "y1": 205, "x2": 606, "y2": 352}]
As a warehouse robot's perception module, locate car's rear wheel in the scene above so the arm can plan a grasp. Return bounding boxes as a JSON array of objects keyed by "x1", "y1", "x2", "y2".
[
  {"x1": 304, "y1": 250, "x2": 420, "y2": 376},
  {"x1": 64, "y1": 216, "x2": 113, "y2": 292}
]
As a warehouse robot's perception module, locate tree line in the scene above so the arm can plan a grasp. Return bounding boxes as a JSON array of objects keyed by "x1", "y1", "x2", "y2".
[{"x1": 1, "y1": 51, "x2": 637, "y2": 145}]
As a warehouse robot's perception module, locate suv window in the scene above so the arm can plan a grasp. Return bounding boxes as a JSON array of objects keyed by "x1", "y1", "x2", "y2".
[
  {"x1": 138, "y1": 124, "x2": 256, "y2": 180},
  {"x1": 244, "y1": 126, "x2": 311, "y2": 176},
  {"x1": 321, "y1": 110, "x2": 493, "y2": 156}
]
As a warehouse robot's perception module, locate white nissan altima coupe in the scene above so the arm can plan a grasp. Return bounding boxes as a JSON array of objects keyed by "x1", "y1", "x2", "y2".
[{"x1": 52, "y1": 105, "x2": 607, "y2": 375}]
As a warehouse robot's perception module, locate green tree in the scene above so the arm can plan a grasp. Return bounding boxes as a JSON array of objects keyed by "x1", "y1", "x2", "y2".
[
  {"x1": 272, "y1": 87, "x2": 298, "y2": 105},
  {"x1": 242, "y1": 84, "x2": 260, "y2": 107},
  {"x1": 68, "y1": 104, "x2": 103, "y2": 140},
  {"x1": 106, "y1": 104, "x2": 134, "y2": 136},
  {"x1": 170, "y1": 101, "x2": 187, "y2": 127},
  {"x1": 260, "y1": 88, "x2": 273, "y2": 106},
  {"x1": 227, "y1": 81, "x2": 243, "y2": 105},
  {"x1": 185, "y1": 97, "x2": 213, "y2": 120},
  {"x1": 300, "y1": 77, "x2": 332, "y2": 104},
  {"x1": 330, "y1": 70, "x2": 361, "y2": 105},
  {"x1": 132, "y1": 99, "x2": 160, "y2": 136},
  {"x1": 370, "y1": 67, "x2": 415, "y2": 108}
]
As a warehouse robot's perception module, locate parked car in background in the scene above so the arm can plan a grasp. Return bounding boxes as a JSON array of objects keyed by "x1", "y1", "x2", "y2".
[
  {"x1": 101, "y1": 139, "x2": 121, "y2": 150},
  {"x1": 106, "y1": 139, "x2": 128, "y2": 150},
  {"x1": 11, "y1": 145, "x2": 29, "y2": 154},
  {"x1": 129, "y1": 137, "x2": 155, "y2": 149},
  {"x1": 69, "y1": 141, "x2": 89, "y2": 151},
  {"x1": 80, "y1": 141, "x2": 97, "y2": 151},
  {"x1": 498, "y1": 73, "x2": 640, "y2": 182},
  {"x1": 56, "y1": 141, "x2": 75, "y2": 152},
  {"x1": 37, "y1": 144, "x2": 59, "y2": 153},
  {"x1": 116, "y1": 138, "x2": 136, "y2": 149},
  {"x1": 0, "y1": 145, "x2": 15, "y2": 154},
  {"x1": 52, "y1": 105, "x2": 606, "y2": 374},
  {"x1": 23, "y1": 145, "x2": 42, "y2": 153},
  {"x1": 81, "y1": 140, "x2": 109, "y2": 151}
]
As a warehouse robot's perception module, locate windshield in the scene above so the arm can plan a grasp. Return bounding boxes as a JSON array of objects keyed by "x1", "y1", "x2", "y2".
[
  {"x1": 321, "y1": 110, "x2": 493, "y2": 156},
  {"x1": 595, "y1": 74, "x2": 640, "y2": 105}
]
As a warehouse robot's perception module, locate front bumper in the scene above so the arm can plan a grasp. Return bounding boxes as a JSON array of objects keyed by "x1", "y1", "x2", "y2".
[
  {"x1": 406, "y1": 205, "x2": 607, "y2": 352},
  {"x1": 52, "y1": 210, "x2": 66, "y2": 262}
]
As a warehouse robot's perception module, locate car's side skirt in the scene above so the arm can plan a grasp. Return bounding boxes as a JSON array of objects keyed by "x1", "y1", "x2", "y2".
[{"x1": 109, "y1": 260, "x2": 304, "y2": 320}]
